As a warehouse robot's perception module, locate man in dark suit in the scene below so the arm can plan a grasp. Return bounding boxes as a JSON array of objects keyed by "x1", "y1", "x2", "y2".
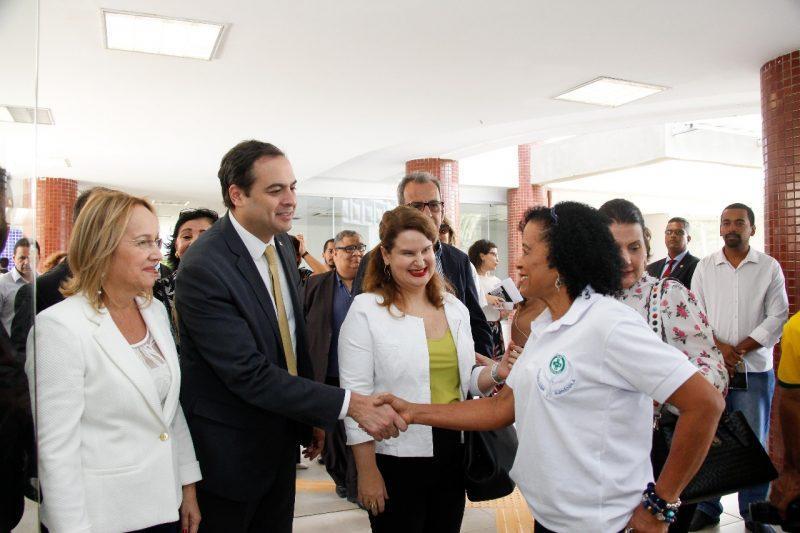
[
  {"x1": 176, "y1": 140, "x2": 406, "y2": 533},
  {"x1": 304, "y1": 229, "x2": 364, "y2": 502},
  {"x1": 646, "y1": 216, "x2": 699, "y2": 287},
  {"x1": 352, "y1": 171, "x2": 494, "y2": 357}
]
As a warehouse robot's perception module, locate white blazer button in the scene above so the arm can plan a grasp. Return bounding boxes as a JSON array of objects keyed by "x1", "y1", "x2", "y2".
[{"x1": 159, "y1": 432, "x2": 169, "y2": 441}]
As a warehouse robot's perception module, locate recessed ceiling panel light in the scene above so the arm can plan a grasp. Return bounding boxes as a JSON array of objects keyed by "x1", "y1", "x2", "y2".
[
  {"x1": 554, "y1": 77, "x2": 668, "y2": 107},
  {"x1": 0, "y1": 106, "x2": 55, "y2": 125},
  {"x1": 103, "y1": 10, "x2": 225, "y2": 60},
  {"x1": 0, "y1": 106, "x2": 13, "y2": 123}
]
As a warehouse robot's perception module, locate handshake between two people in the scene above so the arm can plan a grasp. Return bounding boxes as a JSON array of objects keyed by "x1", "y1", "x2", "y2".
[{"x1": 345, "y1": 342, "x2": 523, "y2": 441}]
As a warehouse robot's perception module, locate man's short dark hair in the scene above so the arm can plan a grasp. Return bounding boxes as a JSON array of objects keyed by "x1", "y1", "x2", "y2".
[
  {"x1": 323, "y1": 238, "x2": 334, "y2": 253},
  {"x1": 396, "y1": 171, "x2": 442, "y2": 205},
  {"x1": 0, "y1": 257, "x2": 8, "y2": 267},
  {"x1": 723, "y1": 203, "x2": 755, "y2": 226},
  {"x1": 218, "y1": 140, "x2": 285, "y2": 209},
  {"x1": 14, "y1": 237, "x2": 39, "y2": 254},
  {"x1": 74, "y1": 187, "x2": 114, "y2": 223},
  {"x1": 667, "y1": 217, "x2": 690, "y2": 234}
]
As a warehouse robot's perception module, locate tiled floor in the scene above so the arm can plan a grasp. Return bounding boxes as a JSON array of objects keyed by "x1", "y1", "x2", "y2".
[{"x1": 12, "y1": 464, "x2": 784, "y2": 532}]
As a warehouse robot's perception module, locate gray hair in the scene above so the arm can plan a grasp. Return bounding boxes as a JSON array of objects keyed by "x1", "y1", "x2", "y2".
[
  {"x1": 334, "y1": 230, "x2": 362, "y2": 245},
  {"x1": 667, "y1": 217, "x2": 690, "y2": 234},
  {"x1": 396, "y1": 171, "x2": 442, "y2": 205}
]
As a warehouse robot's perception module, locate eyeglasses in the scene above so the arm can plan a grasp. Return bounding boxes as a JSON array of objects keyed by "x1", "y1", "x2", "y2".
[
  {"x1": 335, "y1": 243, "x2": 367, "y2": 255},
  {"x1": 130, "y1": 238, "x2": 163, "y2": 250},
  {"x1": 664, "y1": 229, "x2": 686, "y2": 236},
  {"x1": 406, "y1": 201, "x2": 444, "y2": 213}
]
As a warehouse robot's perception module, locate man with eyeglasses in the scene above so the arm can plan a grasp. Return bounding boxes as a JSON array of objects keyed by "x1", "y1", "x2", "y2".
[
  {"x1": 303, "y1": 230, "x2": 365, "y2": 502},
  {"x1": 646, "y1": 216, "x2": 700, "y2": 287},
  {"x1": 352, "y1": 171, "x2": 494, "y2": 358}
]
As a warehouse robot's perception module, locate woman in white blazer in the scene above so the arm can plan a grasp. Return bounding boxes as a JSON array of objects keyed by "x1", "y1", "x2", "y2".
[
  {"x1": 27, "y1": 190, "x2": 201, "y2": 533},
  {"x1": 338, "y1": 206, "x2": 517, "y2": 533}
]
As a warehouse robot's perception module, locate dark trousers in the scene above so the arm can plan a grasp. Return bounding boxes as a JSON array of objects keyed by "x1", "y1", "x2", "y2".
[
  {"x1": 324, "y1": 376, "x2": 357, "y2": 497},
  {"x1": 368, "y1": 428, "x2": 465, "y2": 533},
  {"x1": 196, "y1": 443, "x2": 297, "y2": 533}
]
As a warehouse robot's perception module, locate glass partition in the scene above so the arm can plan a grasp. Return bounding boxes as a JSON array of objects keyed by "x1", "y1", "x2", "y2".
[
  {"x1": 1, "y1": 1, "x2": 40, "y2": 531},
  {"x1": 460, "y1": 203, "x2": 509, "y2": 279}
]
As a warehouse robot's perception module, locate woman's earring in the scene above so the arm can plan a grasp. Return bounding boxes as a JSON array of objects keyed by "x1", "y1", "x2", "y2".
[{"x1": 554, "y1": 276, "x2": 562, "y2": 290}]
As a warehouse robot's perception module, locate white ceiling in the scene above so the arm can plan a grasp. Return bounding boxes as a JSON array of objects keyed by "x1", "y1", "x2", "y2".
[{"x1": 1, "y1": 0, "x2": 799, "y2": 205}]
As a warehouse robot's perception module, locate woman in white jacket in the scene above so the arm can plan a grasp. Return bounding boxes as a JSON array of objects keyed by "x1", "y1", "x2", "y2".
[
  {"x1": 338, "y1": 206, "x2": 517, "y2": 533},
  {"x1": 27, "y1": 190, "x2": 201, "y2": 533}
]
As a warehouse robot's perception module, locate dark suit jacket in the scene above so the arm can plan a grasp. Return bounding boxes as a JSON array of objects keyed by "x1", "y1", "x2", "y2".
[
  {"x1": 646, "y1": 252, "x2": 699, "y2": 288},
  {"x1": 10, "y1": 260, "x2": 71, "y2": 360},
  {"x1": 352, "y1": 243, "x2": 494, "y2": 356},
  {"x1": 176, "y1": 214, "x2": 345, "y2": 503},
  {"x1": 303, "y1": 270, "x2": 337, "y2": 383}
]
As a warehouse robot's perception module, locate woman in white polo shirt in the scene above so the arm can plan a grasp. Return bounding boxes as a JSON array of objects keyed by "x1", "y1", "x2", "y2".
[
  {"x1": 338, "y1": 206, "x2": 518, "y2": 533},
  {"x1": 379, "y1": 202, "x2": 725, "y2": 533}
]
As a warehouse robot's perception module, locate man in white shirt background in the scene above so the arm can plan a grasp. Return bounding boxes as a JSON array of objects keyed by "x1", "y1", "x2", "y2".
[
  {"x1": 646, "y1": 216, "x2": 700, "y2": 287},
  {"x1": 690, "y1": 203, "x2": 789, "y2": 533},
  {"x1": 0, "y1": 237, "x2": 37, "y2": 336}
]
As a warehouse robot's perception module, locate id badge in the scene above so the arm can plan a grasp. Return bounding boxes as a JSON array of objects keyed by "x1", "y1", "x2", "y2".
[{"x1": 729, "y1": 361, "x2": 748, "y2": 390}]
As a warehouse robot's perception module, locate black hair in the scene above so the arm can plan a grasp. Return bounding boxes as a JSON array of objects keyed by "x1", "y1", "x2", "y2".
[
  {"x1": 667, "y1": 217, "x2": 690, "y2": 233},
  {"x1": 14, "y1": 237, "x2": 39, "y2": 255},
  {"x1": 166, "y1": 208, "x2": 219, "y2": 269},
  {"x1": 323, "y1": 238, "x2": 334, "y2": 253},
  {"x1": 467, "y1": 239, "x2": 497, "y2": 270},
  {"x1": 218, "y1": 140, "x2": 285, "y2": 209},
  {"x1": 723, "y1": 203, "x2": 755, "y2": 226},
  {"x1": 519, "y1": 202, "x2": 623, "y2": 300},
  {"x1": 598, "y1": 198, "x2": 652, "y2": 259}
]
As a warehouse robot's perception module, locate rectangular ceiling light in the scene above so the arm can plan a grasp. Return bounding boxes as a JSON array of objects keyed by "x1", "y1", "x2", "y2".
[
  {"x1": 0, "y1": 106, "x2": 13, "y2": 123},
  {"x1": 103, "y1": 10, "x2": 225, "y2": 60},
  {"x1": 554, "y1": 77, "x2": 667, "y2": 107},
  {"x1": 0, "y1": 105, "x2": 55, "y2": 125}
]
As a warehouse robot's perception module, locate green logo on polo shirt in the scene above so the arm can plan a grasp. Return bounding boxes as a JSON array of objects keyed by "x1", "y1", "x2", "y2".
[{"x1": 549, "y1": 354, "x2": 566, "y2": 375}]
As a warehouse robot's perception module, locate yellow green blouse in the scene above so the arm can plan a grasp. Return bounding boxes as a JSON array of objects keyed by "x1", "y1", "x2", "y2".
[{"x1": 427, "y1": 330, "x2": 461, "y2": 404}]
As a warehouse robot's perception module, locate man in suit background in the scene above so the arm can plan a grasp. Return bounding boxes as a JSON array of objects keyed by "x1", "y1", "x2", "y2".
[
  {"x1": 352, "y1": 171, "x2": 494, "y2": 357},
  {"x1": 176, "y1": 140, "x2": 405, "y2": 533},
  {"x1": 304, "y1": 229, "x2": 365, "y2": 502},
  {"x1": 646, "y1": 216, "x2": 699, "y2": 287}
]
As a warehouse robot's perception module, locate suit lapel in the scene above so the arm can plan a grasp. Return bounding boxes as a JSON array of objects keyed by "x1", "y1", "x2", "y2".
[
  {"x1": 140, "y1": 300, "x2": 179, "y2": 424},
  {"x1": 90, "y1": 305, "x2": 164, "y2": 422}
]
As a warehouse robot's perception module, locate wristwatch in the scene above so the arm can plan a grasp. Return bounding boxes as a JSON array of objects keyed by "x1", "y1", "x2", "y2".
[{"x1": 301, "y1": 251, "x2": 309, "y2": 258}]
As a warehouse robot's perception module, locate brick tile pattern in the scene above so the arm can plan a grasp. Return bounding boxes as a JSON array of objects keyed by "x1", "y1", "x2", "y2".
[
  {"x1": 405, "y1": 158, "x2": 460, "y2": 232},
  {"x1": 761, "y1": 50, "x2": 800, "y2": 470},
  {"x1": 36, "y1": 177, "x2": 77, "y2": 260},
  {"x1": 507, "y1": 145, "x2": 548, "y2": 282}
]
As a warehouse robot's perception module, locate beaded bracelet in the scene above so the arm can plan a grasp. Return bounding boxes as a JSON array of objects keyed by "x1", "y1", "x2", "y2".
[{"x1": 640, "y1": 482, "x2": 681, "y2": 524}]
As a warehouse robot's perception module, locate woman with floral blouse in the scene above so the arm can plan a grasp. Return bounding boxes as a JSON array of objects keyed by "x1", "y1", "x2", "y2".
[{"x1": 599, "y1": 198, "x2": 728, "y2": 533}]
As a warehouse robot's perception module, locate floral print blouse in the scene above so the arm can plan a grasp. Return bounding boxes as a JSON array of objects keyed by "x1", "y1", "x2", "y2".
[{"x1": 618, "y1": 273, "x2": 728, "y2": 395}]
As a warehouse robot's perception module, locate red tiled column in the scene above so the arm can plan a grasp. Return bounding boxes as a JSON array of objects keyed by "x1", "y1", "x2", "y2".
[
  {"x1": 761, "y1": 50, "x2": 800, "y2": 470},
  {"x1": 507, "y1": 145, "x2": 548, "y2": 282},
  {"x1": 35, "y1": 177, "x2": 78, "y2": 260},
  {"x1": 405, "y1": 158, "x2": 460, "y2": 232}
]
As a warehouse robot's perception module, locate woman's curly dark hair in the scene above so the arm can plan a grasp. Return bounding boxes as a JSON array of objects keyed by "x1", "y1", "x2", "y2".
[
  {"x1": 166, "y1": 208, "x2": 219, "y2": 269},
  {"x1": 519, "y1": 202, "x2": 623, "y2": 299},
  {"x1": 467, "y1": 239, "x2": 497, "y2": 271},
  {"x1": 598, "y1": 198, "x2": 652, "y2": 260}
]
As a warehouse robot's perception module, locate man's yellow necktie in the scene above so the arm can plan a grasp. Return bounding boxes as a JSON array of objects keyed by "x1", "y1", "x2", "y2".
[{"x1": 264, "y1": 244, "x2": 297, "y2": 376}]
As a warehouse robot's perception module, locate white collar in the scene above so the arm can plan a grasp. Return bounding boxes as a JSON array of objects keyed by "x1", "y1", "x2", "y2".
[
  {"x1": 530, "y1": 285, "x2": 599, "y2": 338},
  {"x1": 229, "y1": 211, "x2": 276, "y2": 260},
  {"x1": 11, "y1": 268, "x2": 27, "y2": 283},
  {"x1": 713, "y1": 246, "x2": 759, "y2": 266}
]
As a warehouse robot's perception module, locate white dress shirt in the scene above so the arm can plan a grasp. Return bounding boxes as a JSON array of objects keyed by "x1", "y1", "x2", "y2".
[
  {"x1": 506, "y1": 287, "x2": 697, "y2": 533},
  {"x1": 229, "y1": 213, "x2": 350, "y2": 418},
  {"x1": 691, "y1": 247, "x2": 789, "y2": 372},
  {"x1": 0, "y1": 267, "x2": 28, "y2": 334}
]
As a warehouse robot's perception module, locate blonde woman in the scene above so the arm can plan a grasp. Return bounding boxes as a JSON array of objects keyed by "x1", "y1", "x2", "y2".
[{"x1": 27, "y1": 190, "x2": 201, "y2": 532}]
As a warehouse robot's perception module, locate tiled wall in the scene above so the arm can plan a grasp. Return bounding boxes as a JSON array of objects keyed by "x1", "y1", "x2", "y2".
[
  {"x1": 405, "y1": 158, "x2": 460, "y2": 232},
  {"x1": 761, "y1": 49, "x2": 799, "y2": 471},
  {"x1": 36, "y1": 177, "x2": 77, "y2": 260},
  {"x1": 507, "y1": 145, "x2": 548, "y2": 282}
]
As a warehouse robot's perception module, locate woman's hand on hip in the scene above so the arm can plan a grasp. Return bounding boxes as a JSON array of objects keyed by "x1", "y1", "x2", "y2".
[
  {"x1": 358, "y1": 467, "x2": 388, "y2": 516},
  {"x1": 180, "y1": 483, "x2": 201, "y2": 533}
]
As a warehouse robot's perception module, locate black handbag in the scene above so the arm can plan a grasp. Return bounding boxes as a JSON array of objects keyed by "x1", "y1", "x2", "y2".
[
  {"x1": 463, "y1": 421, "x2": 518, "y2": 502},
  {"x1": 645, "y1": 279, "x2": 778, "y2": 504},
  {"x1": 652, "y1": 410, "x2": 778, "y2": 503}
]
